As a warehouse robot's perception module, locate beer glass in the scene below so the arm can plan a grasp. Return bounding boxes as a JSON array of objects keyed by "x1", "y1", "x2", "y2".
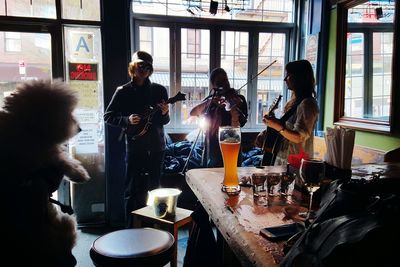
[{"x1": 219, "y1": 126, "x2": 241, "y2": 195}]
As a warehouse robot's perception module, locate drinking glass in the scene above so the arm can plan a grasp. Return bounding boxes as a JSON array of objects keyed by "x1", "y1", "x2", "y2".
[
  {"x1": 299, "y1": 158, "x2": 325, "y2": 219},
  {"x1": 280, "y1": 172, "x2": 296, "y2": 196},
  {"x1": 266, "y1": 172, "x2": 281, "y2": 196},
  {"x1": 219, "y1": 126, "x2": 241, "y2": 195},
  {"x1": 251, "y1": 173, "x2": 268, "y2": 206}
]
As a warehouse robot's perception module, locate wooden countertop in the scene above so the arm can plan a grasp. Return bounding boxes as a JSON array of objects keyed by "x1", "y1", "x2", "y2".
[
  {"x1": 185, "y1": 166, "x2": 308, "y2": 267},
  {"x1": 185, "y1": 163, "x2": 400, "y2": 267}
]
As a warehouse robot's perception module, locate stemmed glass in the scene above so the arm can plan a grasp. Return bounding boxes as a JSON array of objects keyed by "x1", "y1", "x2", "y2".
[{"x1": 299, "y1": 158, "x2": 325, "y2": 219}]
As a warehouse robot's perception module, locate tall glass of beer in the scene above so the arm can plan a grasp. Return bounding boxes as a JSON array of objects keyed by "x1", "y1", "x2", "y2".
[{"x1": 219, "y1": 126, "x2": 241, "y2": 195}]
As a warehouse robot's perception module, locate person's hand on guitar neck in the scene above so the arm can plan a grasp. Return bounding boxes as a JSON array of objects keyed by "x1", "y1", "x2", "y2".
[{"x1": 157, "y1": 100, "x2": 169, "y2": 115}]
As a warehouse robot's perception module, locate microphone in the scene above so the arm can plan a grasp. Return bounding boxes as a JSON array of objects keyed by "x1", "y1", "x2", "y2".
[{"x1": 203, "y1": 87, "x2": 223, "y2": 101}]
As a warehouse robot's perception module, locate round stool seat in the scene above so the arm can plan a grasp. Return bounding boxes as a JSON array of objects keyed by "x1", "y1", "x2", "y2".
[{"x1": 90, "y1": 228, "x2": 174, "y2": 267}]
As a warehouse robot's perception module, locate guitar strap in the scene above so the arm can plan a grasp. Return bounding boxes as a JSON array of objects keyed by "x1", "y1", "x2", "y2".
[{"x1": 278, "y1": 99, "x2": 301, "y2": 124}]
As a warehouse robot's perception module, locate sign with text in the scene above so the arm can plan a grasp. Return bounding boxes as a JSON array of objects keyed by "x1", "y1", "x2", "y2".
[
  {"x1": 69, "y1": 63, "x2": 98, "y2": 81},
  {"x1": 70, "y1": 32, "x2": 94, "y2": 59},
  {"x1": 74, "y1": 124, "x2": 98, "y2": 154},
  {"x1": 69, "y1": 80, "x2": 99, "y2": 109}
]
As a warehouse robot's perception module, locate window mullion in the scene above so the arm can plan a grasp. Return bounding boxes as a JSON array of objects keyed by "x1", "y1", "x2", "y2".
[{"x1": 365, "y1": 29, "x2": 373, "y2": 118}]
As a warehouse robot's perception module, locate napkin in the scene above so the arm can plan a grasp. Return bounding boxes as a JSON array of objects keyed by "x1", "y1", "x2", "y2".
[{"x1": 324, "y1": 126, "x2": 355, "y2": 170}]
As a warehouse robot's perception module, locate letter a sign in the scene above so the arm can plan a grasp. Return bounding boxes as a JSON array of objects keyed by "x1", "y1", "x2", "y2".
[{"x1": 70, "y1": 32, "x2": 94, "y2": 59}]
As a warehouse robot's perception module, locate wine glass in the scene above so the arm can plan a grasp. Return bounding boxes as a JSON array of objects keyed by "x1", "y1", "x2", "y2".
[{"x1": 299, "y1": 158, "x2": 325, "y2": 219}]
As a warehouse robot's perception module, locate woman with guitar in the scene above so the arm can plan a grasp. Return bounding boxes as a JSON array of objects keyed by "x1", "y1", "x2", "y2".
[
  {"x1": 190, "y1": 68, "x2": 248, "y2": 167},
  {"x1": 104, "y1": 51, "x2": 170, "y2": 228},
  {"x1": 256, "y1": 59, "x2": 319, "y2": 166}
]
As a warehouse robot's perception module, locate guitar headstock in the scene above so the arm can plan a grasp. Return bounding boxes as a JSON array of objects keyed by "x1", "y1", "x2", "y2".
[
  {"x1": 267, "y1": 95, "x2": 282, "y2": 117},
  {"x1": 167, "y1": 91, "x2": 186, "y2": 104}
]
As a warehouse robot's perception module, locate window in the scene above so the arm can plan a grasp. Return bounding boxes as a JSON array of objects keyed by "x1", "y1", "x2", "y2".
[
  {"x1": 335, "y1": 0, "x2": 398, "y2": 133},
  {"x1": 187, "y1": 29, "x2": 201, "y2": 58},
  {"x1": 181, "y1": 28, "x2": 210, "y2": 126},
  {"x1": 134, "y1": 22, "x2": 291, "y2": 131},
  {"x1": 139, "y1": 26, "x2": 153, "y2": 55},
  {"x1": 0, "y1": 0, "x2": 105, "y2": 225},
  {"x1": 62, "y1": 0, "x2": 101, "y2": 21},
  {"x1": 257, "y1": 32, "x2": 286, "y2": 124},
  {"x1": 345, "y1": 22, "x2": 393, "y2": 121},
  {"x1": 132, "y1": 0, "x2": 294, "y2": 22},
  {"x1": 3, "y1": 0, "x2": 56, "y2": 18},
  {"x1": 132, "y1": 0, "x2": 294, "y2": 131},
  {"x1": 4, "y1": 32, "x2": 21, "y2": 52}
]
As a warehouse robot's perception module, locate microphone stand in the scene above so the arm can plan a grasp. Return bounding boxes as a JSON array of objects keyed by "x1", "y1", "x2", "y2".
[{"x1": 181, "y1": 89, "x2": 219, "y2": 175}]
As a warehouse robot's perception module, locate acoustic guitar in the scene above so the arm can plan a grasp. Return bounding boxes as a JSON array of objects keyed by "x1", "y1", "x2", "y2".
[
  {"x1": 125, "y1": 91, "x2": 186, "y2": 140},
  {"x1": 261, "y1": 95, "x2": 283, "y2": 166}
]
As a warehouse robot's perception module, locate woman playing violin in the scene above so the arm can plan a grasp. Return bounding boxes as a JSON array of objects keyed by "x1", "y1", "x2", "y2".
[
  {"x1": 104, "y1": 51, "x2": 169, "y2": 227},
  {"x1": 190, "y1": 67, "x2": 248, "y2": 167}
]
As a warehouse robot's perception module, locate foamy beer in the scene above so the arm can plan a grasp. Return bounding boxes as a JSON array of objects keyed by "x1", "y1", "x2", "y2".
[{"x1": 219, "y1": 126, "x2": 241, "y2": 195}]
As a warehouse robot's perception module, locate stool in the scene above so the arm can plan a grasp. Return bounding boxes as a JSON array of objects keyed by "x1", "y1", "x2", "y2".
[
  {"x1": 132, "y1": 206, "x2": 193, "y2": 267},
  {"x1": 90, "y1": 228, "x2": 174, "y2": 267}
]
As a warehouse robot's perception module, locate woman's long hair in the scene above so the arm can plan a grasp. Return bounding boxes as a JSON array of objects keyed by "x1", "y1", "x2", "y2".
[{"x1": 284, "y1": 60, "x2": 316, "y2": 112}]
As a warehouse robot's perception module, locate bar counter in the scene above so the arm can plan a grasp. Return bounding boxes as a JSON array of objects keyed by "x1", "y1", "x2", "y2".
[
  {"x1": 185, "y1": 166, "x2": 308, "y2": 267},
  {"x1": 185, "y1": 163, "x2": 400, "y2": 266}
]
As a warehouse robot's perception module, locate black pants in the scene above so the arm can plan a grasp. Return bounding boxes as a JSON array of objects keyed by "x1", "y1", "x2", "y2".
[{"x1": 124, "y1": 149, "x2": 165, "y2": 228}]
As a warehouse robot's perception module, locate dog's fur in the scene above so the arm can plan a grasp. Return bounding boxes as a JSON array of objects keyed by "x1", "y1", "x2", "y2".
[{"x1": 0, "y1": 79, "x2": 90, "y2": 266}]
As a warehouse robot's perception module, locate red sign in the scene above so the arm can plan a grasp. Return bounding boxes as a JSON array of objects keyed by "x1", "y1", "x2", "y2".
[{"x1": 69, "y1": 63, "x2": 98, "y2": 81}]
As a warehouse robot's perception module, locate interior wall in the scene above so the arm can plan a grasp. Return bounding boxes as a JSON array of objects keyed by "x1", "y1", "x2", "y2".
[{"x1": 324, "y1": 8, "x2": 400, "y2": 152}]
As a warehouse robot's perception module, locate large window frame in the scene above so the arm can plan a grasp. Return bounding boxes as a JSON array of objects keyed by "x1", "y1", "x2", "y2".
[
  {"x1": 334, "y1": 0, "x2": 400, "y2": 134},
  {"x1": 0, "y1": 0, "x2": 105, "y2": 226},
  {"x1": 131, "y1": 15, "x2": 294, "y2": 132}
]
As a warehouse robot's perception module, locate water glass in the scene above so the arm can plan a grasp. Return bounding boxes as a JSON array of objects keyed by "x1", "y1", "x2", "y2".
[
  {"x1": 251, "y1": 173, "x2": 268, "y2": 206},
  {"x1": 280, "y1": 172, "x2": 296, "y2": 196},
  {"x1": 266, "y1": 172, "x2": 281, "y2": 196}
]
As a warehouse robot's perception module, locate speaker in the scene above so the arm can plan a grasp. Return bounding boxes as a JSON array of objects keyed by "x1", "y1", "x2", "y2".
[
  {"x1": 375, "y1": 7, "x2": 383, "y2": 19},
  {"x1": 210, "y1": 0, "x2": 218, "y2": 15}
]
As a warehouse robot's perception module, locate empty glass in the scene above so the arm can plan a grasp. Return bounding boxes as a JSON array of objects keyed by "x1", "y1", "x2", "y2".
[
  {"x1": 251, "y1": 173, "x2": 268, "y2": 206},
  {"x1": 266, "y1": 172, "x2": 281, "y2": 196}
]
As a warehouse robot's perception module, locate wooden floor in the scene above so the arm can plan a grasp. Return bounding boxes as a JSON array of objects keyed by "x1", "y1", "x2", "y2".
[{"x1": 73, "y1": 226, "x2": 190, "y2": 267}]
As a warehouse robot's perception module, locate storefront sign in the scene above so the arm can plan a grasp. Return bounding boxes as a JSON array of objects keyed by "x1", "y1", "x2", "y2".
[{"x1": 69, "y1": 63, "x2": 98, "y2": 81}]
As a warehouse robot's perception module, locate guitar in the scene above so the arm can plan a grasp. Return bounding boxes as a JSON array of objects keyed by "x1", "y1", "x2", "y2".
[
  {"x1": 125, "y1": 91, "x2": 186, "y2": 140},
  {"x1": 261, "y1": 95, "x2": 283, "y2": 166}
]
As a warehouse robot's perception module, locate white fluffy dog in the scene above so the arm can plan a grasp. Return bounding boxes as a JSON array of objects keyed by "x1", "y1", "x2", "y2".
[{"x1": 0, "y1": 79, "x2": 90, "y2": 266}]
